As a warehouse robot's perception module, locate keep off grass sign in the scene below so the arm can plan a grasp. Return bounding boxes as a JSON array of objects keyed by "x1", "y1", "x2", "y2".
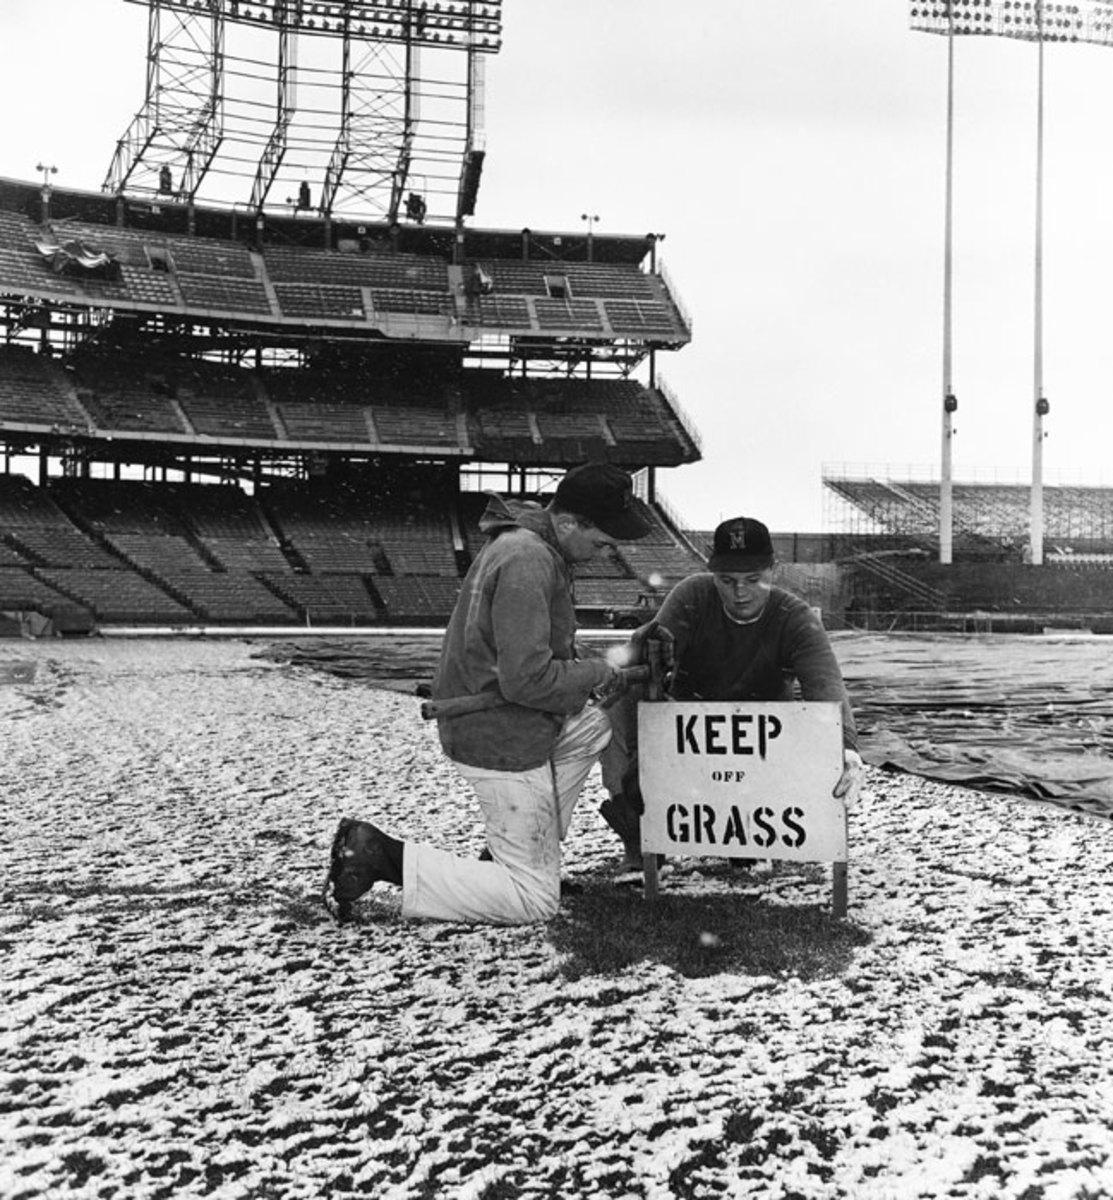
[{"x1": 638, "y1": 701, "x2": 849, "y2": 913}]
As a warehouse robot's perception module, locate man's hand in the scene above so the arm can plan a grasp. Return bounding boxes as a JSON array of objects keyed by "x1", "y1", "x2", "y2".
[
  {"x1": 617, "y1": 619, "x2": 675, "y2": 695},
  {"x1": 832, "y1": 748, "x2": 864, "y2": 808},
  {"x1": 593, "y1": 666, "x2": 637, "y2": 709}
]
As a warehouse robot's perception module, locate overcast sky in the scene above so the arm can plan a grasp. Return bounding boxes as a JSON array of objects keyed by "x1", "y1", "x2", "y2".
[{"x1": 4, "y1": 1, "x2": 1113, "y2": 530}]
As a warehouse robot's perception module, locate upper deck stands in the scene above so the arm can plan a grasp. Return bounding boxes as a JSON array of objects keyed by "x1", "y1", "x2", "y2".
[
  {"x1": 0, "y1": 345, "x2": 695, "y2": 465},
  {"x1": 272, "y1": 284, "x2": 366, "y2": 322},
  {"x1": 264, "y1": 245, "x2": 449, "y2": 290},
  {"x1": 0, "y1": 187, "x2": 690, "y2": 345}
]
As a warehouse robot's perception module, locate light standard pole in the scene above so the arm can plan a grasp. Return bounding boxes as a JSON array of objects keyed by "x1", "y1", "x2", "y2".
[
  {"x1": 35, "y1": 162, "x2": 57, "y2": 223},
  {"x1": 1030, "y1": 0, "x2": 1047, "y2": 565},
  {"x1": 909, "y1": 0, "x2": 1113, "y2": 566},
  {"x1": 581, "y1": 212, "x2": 599, "y2": 263},
  {"x1": 940, "y1": 0, "x2": 957, "y2": 565}
]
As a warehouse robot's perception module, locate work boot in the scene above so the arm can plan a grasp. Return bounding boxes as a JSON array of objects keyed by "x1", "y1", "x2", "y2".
[
  {"x1": 323, "y1": 818, "x2": 402, "y2": 924},
  {"x1": 599, "y1": 795, "x2": 643, "y2": 868}
]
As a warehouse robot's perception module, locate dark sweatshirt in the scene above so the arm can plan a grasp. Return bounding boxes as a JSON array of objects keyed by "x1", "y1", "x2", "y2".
[{"x1": 656, "y1": 574, "x2": 858, "y2": 750}]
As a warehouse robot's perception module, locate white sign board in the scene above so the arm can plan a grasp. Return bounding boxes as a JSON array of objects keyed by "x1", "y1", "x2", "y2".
[{"x1": 638, "y1": 701, "x2": 847, "y2": 862}]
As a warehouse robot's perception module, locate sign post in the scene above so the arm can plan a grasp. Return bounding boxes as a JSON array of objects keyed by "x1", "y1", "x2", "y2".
[{"x1": 637, "y1": 701, "x2": 849, "y2": 918}]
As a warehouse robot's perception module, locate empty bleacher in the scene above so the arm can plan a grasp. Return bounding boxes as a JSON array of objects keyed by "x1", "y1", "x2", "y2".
[
  {"x1": 471, "y1": 259, "x2": 658, "y2": 302},
  {"x1": 177, "y1": 362, "x2": 278, "y2": 441},
  {"x1": 374, "y1": 575, "x2": 460, "y2": 621},
  {"x1": 603, "y1": 299, "x2": 684, "y2": 339},
  {"x1": 828, "y1": 475, "x2": 1113, "y2": 552},
  {"x1": 36, "y1": 567, "x2": 195, "y2": 624},
  {"x1": 172, "y1": 483, "x2": 293, "y2": 574},
  {"x1": 70, "y1": 352, "x2": 189, "y2": 436},
  {"x1": 562, "y1": 263, "x2": 658, "y2": 300},
  {"x1": 371, "y1": 504, "x2": 459, "y2": 577},
  {"x1": 167, "y1": 237, "x2": 256, "y2": 279},
  {"x1": 0, "y1": 565, "x2": 92, "y2": 624},
  {"x1": 460, "y1": 375, "x2": 694, "y2": 465},
  {"x1": 6, "y1": 525, "x2": 122, "y2": 571},
  {"x1": 0, "y1": 346, "x2": 89, "y2": 430},
  {"x1": 0, "y1": 540, "x2": 29, "y2": 567},
  {"x1": 273, "y1": 283, "x2": 366, "y2": 321},
  {"x1": 459, "y1": 258, "x2": 686, "y2": 340},
  {"x1": 3, "y1": 190, "x2": 693, "y2": 352},
  {"x1": 0, "y1": 470, "x2": 718, "y2": 626},
  {"x1": 370, "y1": 288, "x2": 454, "y2": 317},
  {"x1": 264, "y1": 366, "x2": 372, "y2": 444},
  {"x1": 152, "y1": 569, "x2": 298, "y2": 624},
  {"x1": 43, "y1": 478, "x2": 301, "y2": 624},
  {"x1": 265, "y1": 244, "x2": 449, "y2": 291},
  {"x1": 534, "y1": 299, "x2": 604, "y2": 332},
  {"x1": 1, "y1": 210, "x2": 83, "y2": 297},
  {"x1": 0, "y1": 474, "x2": 122, "y2": 570},
  {"x1": 43, "y1": 219, "x2": 183, "y2": 307},
  {"x1": 176, "y1": 273, "x2": 272, "y2": 315},
  {"x1": 50, "y1": 219, "x2": 255, "y2": 277},
  {"x1": 468, "y1": 294, "x2": 532, "y2": 329},
  {"x1": 262, "y1": 485, "x2": 385, "y2": 575},
  {"x1": 616, "y1": 503, "x2": 704, "y2": 588},
  {"x1": 261, "y1": 572, "x2": 381, "y2": 625},
  {"x1": 371, "y1": 405, "x2": 462, "y2": 449}
]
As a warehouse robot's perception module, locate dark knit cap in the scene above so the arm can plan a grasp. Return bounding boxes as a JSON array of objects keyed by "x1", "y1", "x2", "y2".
[{"x1": 552, "y1": 463, "x2": 652, "y2": 540}]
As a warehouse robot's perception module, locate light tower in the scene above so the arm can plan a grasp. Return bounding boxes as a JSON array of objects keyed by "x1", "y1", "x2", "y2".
[
  {"x1": 909, "y1": 0, "x2": 1113, "y2": 565},
  {"x1": 105, "y1": 0, "x2": 503, "y2": 225}
]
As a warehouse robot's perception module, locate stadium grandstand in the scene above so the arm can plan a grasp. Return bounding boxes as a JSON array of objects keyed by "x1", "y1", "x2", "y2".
[
  {"x1": 822, "y1": 467, "x2": 1113, "y2": 632},
  {"x1": 0, "y1": 1, "x2": 710, "y2": 633},
  {"x1": 5, "y1": 2, "x2": 1112, "y2": 637}
]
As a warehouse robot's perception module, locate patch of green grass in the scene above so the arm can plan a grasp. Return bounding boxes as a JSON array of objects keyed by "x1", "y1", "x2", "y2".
[{"x1": 548, "y1": 884, "x2": 871, "y2": 980}]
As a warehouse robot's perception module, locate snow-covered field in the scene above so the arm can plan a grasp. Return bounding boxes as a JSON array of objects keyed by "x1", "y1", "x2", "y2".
[{"x1": 2, "y1": 639, "x2": 1111, "y2": 1199}]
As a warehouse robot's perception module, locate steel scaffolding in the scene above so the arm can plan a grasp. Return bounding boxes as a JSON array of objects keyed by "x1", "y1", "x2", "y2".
[{"x1": 105, "y1": 0, "x2": 501, "y2": 223}]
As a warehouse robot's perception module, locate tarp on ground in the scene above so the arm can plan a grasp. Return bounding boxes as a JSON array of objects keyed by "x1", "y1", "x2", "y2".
[
  {"x1": 258, "y1": 631, "x2": 1113, "y2": 821},
  {"x1": 838, "y1": 633, "x2": 1113, "y2": 820}
]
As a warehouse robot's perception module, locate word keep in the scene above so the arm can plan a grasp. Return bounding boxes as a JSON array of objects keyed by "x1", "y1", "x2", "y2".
[{"x1": 675, "y1": 712, "x2": 782, "y2": 759}]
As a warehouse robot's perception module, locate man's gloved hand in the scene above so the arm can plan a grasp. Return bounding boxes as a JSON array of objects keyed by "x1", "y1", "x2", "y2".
[
  {"x1": 624, "y1": 619, "x2": 676, "y2": 694},
  {"x1": 593, "y1": 665, "x2": 637, "y2": 709},
  {"x1": 832, "y1": 748, "x2": 864, "y2": 809}
]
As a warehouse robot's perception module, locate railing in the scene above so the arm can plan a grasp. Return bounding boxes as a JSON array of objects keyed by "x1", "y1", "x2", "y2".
[
  {"x1": 655, "y1": 373, "x2": 703, "y2": 454},
  {"x1": 655, "y1": 258, "x2": 693, "y2": 335},
  {"x1": 649, "y1": 488, "x2": 705, "y2": 560}
]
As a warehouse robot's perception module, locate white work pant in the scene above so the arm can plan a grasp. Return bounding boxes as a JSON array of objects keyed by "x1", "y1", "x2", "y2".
[{"x1": 402, "y1": 704, "x2": 611, "y2": 924}]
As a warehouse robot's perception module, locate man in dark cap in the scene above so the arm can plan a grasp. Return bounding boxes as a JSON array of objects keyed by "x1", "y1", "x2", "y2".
[
  {"x1": 323, "y1": 463, "x2": 652, "y2": 924},
  {"x1": 599, "y1": 515, "x2": 863, "y2": 865}
]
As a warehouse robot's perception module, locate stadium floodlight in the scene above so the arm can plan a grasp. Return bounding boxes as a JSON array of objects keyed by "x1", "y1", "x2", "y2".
[
  {"x1": 107, "y1": 0, "x2": 503, "y2": 224},
  {"x1": 581, "y1": 212, "x2": 600, "y2": 262},
  {"x1": 910, "y1": 0, "x2": 1113, "y2": 46},
  {"x1": 120, "y1": 0, "x2": 504, "y2": 52},
  {"x1": 910, "y1": 0, "x2": 1113, "y2": 565}
]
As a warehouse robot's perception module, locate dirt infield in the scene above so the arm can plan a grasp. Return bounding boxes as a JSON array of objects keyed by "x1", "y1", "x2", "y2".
[{"x1": 3, "y1": 638, "x2": 1112, "y2": 1198}]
